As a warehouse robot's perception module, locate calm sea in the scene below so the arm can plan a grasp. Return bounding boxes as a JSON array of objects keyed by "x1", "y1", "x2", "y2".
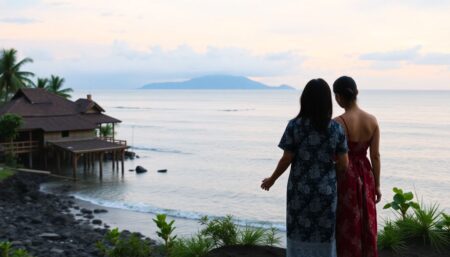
[{"x1": 42, "y1": 89, "x2": 450, "y2": 232}]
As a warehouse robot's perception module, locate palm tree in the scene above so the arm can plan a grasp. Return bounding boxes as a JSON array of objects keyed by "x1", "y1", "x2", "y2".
[
  {"x1": 0, "y1": 48, "x2": 34, "y2": 101},
  {"x1": 46, "y1": 75, "x2": 73, "y2": 99},
  {"x1": 35, "y1": 77, "x2": 49, "y2": 89}
]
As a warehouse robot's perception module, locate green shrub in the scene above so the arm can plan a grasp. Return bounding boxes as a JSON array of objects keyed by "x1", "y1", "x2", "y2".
[
  {"x1": 199, "y1": 215, "x2": 238, "y2": 247},
  {"x1": 238, "y1": 226, "x2": 267, "y2": 246},
  {"x1": 396, "y1": 201, "x2": 449, "y2": 251},
  {"x1": 377, "y1": 220, "x2": 406, "y2": 252},
  {"x1": 263, "y1": 227, "x2": 281, "y2": 247},
  {"x1": 437, "y1": 213, "x2": 450, "y2": 232},
  {"x1": 153, "y1": 214, "x2": 177, "y2": 254},
  {"x1": 0, "y1": 168, "x2": 14, "y2": 181},
  {"x1": 170, "y1": 235, "x2": 214, "y2": 257},
  {"x1": 96, "y1": 228, "x2": 152, "y2": 257},
  {"x1": 0, "y1": 241, "x2": 32, "y2": 257},
  {"x1": 383, "y1": 187, "x2": 419, "y2": 219}
]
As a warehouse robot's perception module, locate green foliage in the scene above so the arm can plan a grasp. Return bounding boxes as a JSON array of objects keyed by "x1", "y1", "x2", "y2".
[
  {"x1": 238, "y1": 226, "x2": 266, "y2": 246},
  {"x1": 0, "y1": 241, "x2": 32, "y2": 257},
  {"x1": 437, "y1": 213, "x2": 450, "y2": 232},
  {"x1": 199, "y1": 215, "x2": 238, "y2": 247},
  {"x1": 377, "y1": 220, "x2": 406, "y2": 252},
  {"x1": 46, "y1": 75, "x2": 72, "y2": 99},
  {"x1": 263, "y1": 227, "x2": 281, "y2": 247},
  {"x1": 0, "y1": 114, "x2": 23, "y2": 142},
  {"x1": 383, "y1": 187, "x2": 420, "y2": 219},
  {"x1": 35, "y1": 78, "x2": 48, "y2": 89},
  {"x1": 96, "y1": 228, "x2": 152, "y2": 257},
  {"x1": 153, "y1": 214, "x2": 177, "y2": 253},
  {"x1": 99, "y1": 124, "x2": 114, "y2": 137},
  {"x1": 0, "y1": 168, "x2": 14, "y2": 181},
  {"x1": 170, "y1": 235, "x2": 214, "y2": 257},
  {"x1": 396, "y1": 201, "x2": 449, "y2": 251},
  {"x1": 0, "y1": 48, "x2": 34, "y2": 102}
]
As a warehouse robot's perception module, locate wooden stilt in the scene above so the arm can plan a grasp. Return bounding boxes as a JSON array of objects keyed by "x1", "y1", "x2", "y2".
[
  {"x1": 83, "y1": 154, "x2": 87, "y2": 172},
  {"x1": 56, "y1": 150, "x2": 61, "y2": 174},
  {"x1": 121, "y1": 150, "x2": 125, "y2": 175},
  {"x1": 112, "y1": 151, "x2": 116, "y2": 170},
  {"x1": 72, "y1": 154, "x2": 78, "y2": 180},
  {"x1": 99, "y1": 152, "x2": 103, "y2": 179}
]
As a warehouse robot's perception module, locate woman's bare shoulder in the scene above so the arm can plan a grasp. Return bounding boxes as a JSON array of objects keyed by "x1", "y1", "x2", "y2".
[{"x1": 360, "y1": 109, "x2": 378, "y2": 127}]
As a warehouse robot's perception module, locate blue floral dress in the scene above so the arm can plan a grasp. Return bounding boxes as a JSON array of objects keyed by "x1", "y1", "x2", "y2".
[{"x1": 278, "y1": 118, "x2": 348, "y2": 257}]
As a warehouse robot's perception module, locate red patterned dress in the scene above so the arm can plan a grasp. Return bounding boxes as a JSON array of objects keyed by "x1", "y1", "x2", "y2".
[{"x1": 336, "y1": 117, "x2": 378, "y2": 257}]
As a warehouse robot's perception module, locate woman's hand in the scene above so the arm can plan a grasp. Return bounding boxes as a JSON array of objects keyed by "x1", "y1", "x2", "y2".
[
  {"x1": 375, "y1": 187, "x2": 382, "y2": 203},
  {"x1": 261, "y1": 177, "x2": 275, "y2": 191}
]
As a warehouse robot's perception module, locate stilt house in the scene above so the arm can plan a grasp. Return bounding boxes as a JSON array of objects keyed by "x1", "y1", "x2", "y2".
[{"x1": 0, "y1": 88, "x2": 127, "y2": 179}]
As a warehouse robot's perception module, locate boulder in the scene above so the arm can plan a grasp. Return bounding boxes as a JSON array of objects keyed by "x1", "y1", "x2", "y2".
[
  {"x1": 135, "y1": 166, "x2": 147, "y2": 174},
  {"x1": 157, "y1": 169, "x2": 167, "y2": 173}
]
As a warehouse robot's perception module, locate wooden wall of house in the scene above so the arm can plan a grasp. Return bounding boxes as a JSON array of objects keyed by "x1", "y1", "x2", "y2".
[{"x1": 44, "y1": 130, "x2": 96, "y2": 142}]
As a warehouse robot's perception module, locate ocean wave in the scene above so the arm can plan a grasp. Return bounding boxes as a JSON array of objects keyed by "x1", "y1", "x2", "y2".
[
  {"x1": 131, "y1": 146, "x2": 191, "y2": 155},
  {"x1": 70, "y1": 194, "x2": 286, "y2": 231},
  {"x1": 113, "y1": 106, "x2": 177, "y2": 111},
  {"x1": 218, "y1": 108, "x2": 255, "y2": 112}
]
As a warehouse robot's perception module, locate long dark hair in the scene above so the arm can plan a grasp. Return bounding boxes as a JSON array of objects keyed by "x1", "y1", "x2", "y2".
[{"x1": 296, "y1": 78, "x2": 332, "y2": 132}]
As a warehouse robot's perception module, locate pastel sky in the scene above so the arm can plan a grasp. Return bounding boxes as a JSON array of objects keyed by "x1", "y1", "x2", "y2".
[{"x1": 1, "y1": 0, "x2": 449, "y2": 90}]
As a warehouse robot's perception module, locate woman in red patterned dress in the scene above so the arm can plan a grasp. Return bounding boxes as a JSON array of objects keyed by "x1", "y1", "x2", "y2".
[{"x1": 333, "y1": 76, "x2": 382, "y2": 257}]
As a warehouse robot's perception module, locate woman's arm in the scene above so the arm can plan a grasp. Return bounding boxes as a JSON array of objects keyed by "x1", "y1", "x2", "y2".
[
  {"x1": 261, "y1": 150, "x2": 294, "y2": 191},
  {"x1": 370, "y1": 122, "x2": 382, "y2": 203},
  {"x1": 335, "y1": 153, "x2": 349, "y2": 179}
]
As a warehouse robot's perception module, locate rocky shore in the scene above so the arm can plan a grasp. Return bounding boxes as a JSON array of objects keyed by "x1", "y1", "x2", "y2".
[{"x1": 0, "y1": 172, "x2": 157, "y2": 257}]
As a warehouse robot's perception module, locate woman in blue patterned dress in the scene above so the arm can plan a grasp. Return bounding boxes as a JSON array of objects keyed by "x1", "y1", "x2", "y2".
[{"x1": 261, "y1": 78, "x2": 349, "y2": 257}]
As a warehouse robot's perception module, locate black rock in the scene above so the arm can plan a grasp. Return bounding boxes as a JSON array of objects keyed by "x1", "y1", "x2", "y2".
[
  {"x1": 135, "y1": 166, "x2": 147, "y2": 173},
  {"x1": 157, "y1": 169, "x2": 167, "y2": 173},
  {"x1": 92, "y1": 219, "x2": 102, "y2": 225},
  {"x1": 93, "y1": 209, "x2": 108, "y2": 214}
]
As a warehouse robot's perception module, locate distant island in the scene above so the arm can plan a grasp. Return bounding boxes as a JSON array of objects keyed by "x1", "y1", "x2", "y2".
[{"x1": 141, "y1": 75, "x2": 296, "y2": 90}]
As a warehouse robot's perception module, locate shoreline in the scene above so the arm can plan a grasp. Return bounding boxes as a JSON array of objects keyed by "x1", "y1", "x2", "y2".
[{"x1": 0, "y1": 171, "x2": 161, "y2": 257}]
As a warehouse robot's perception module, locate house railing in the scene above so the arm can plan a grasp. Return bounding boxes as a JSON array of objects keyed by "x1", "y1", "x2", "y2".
[
  {"x1": 99, "y1": 137, "x2": 127, "y2": 146},
  {"x1": 0, "y1": 141, "x2": 39, "y2": 154}
]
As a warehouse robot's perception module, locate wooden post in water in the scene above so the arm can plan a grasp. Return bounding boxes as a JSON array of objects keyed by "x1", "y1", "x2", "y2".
[
  {"x1": 112, "y1": 151, "x2": 116, "y2": 171},
  {"x1": 56, "y1": 150, "x2": 61, "y2": 174},
  {"x1": 99, "y1": 152, "x2": 103, "y2": 179},
  {"x1": 121, "y1": 150, "x2": 125, "y2": 175},
  {"x1": 72, "y1": 153, "x2": 78, "y2": 180}
]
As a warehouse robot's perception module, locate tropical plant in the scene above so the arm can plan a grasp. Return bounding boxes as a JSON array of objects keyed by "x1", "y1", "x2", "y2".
[
  {"x1": 437, "y1": 213, "x2": 450, "y2": 232},
  {"x1": 0, "y1": 49, "x2": 34, "y2": 101},
  {"x1": 99, "y1": 124, "x2": 114, "y2": 137},
  {"x1": 263, "y1": 227, "x2": 281, "y2": 247},
  {"x1": 199, "y1": 215, "x2": 239, "y2": 247},
  {"x1": 96, "y1": 228, "x2": 152, "y2": 257},
  {"x1": 377, "y1": 220, "x2": 406, "y2": 252},
  {"x1": 238, "y1": 226, "x2": 267, "y2": 246},
  {"x1": 170, "y1": 235, "x2": 214, "y2": 257},
  {"x1": 35, "y1": 77, "x2": 48, "y2": 89},
  {"x1": 0, "y1": 114, "x2": 23, "y2": 166},
  {"x1": 46, "y1": 75, "x2": 72, "y2": 99},
  {"x1": 0, "y1": 167, "x2": 14, "y2": 181},
  {"x1": 153, "y1": 214, "x2": 177, "y2": 254},
  {"x1": 383, "y1": 187, "x2": 420, "y2": 219},
  {"x1": 0, "y1": 241, "x2": 33, "y2": 257},
  {"x1": 396, "y1": 201, "x2": 449, "y2": 251}
]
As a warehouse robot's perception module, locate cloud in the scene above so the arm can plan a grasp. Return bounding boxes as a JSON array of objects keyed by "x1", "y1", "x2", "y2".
[
  {"x1": 2, "y1": 40, "x2": 304, "y2": 89},
  {"x1": 360, "y1": 46, "x2": 450, "y2": 69},
  {"x1": 360, "y1": 46, "x2": 421, "y2": 62},
  {"x1": 416, "y1": 53, "x2": 450, "y2": 65},
  {"x1": 0, "y1": 17, "x2": 39, "y2": 24}
]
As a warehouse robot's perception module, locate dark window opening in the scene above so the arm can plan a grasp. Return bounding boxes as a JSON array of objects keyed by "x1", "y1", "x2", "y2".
[{"x1": 61, "y1": 131, "x2": 69, "y2": 138}]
